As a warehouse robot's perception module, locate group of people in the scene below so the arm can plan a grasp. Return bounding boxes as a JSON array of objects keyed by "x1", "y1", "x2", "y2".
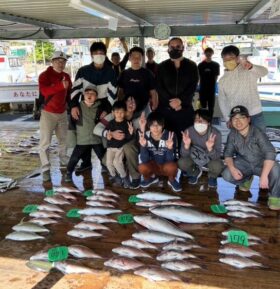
[{"x1": 38, "y1": 37, "x2": 280, "y2": 210}]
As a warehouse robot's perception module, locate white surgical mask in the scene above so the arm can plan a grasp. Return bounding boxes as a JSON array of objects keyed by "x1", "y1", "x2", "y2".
[
  {"x1": 194, "y1": 123, "x2": 208, "y2": 134},
  {"x1": 92, "y1": 55, "x2": 105, "y2": 65}
]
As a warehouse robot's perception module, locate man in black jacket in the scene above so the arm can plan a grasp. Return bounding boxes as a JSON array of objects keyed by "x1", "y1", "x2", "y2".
[{"x1": 157, "y1": 37, "x2": 199, "y2": 146}]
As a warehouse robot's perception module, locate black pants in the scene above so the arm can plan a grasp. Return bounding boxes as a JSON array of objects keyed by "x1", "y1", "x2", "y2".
[
  {"x1": 67, "y1": 144, "x2": 105, "y2": 173},
  {"x1": 199, "y1": 88, "x2": 215, "y2": 118}
]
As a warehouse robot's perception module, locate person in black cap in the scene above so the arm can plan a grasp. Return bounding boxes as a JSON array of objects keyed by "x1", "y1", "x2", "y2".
[{"x1": 222, "y1": 105, "x2": 280, "y2": 210}]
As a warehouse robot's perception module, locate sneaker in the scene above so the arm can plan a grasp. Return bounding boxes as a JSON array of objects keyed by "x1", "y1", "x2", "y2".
[
  {"x1": 64, "y1": 172, "x2": 73, "y2": 183},
  {"x1": 188, "y1": 169, "x2": 202, "y2": 185},
  {"x1": 130, "y1": 178, "x2": 140, "y2": 189},
  {"x1": 75, "y1": 164, "x2": 92, "y2": 174},
  {"x1": 110, "y1": 175, "x2": 122, "y2": 187},
  {"x1": 268, "y1": 197, "x2": 280, "y2": 211},
  {"x1": 42, "y1": 170, "x2": 51, "y2": 182},
  {"x1": 208, "y1": 177, "x2": 217, "y2": 188},
  {"x1": 167, "y1": 179, "x2": 182, "y2": 192},
  {"x1": 140, "y1": 177, "x2": 159, "y2": 188},
  {"x1": 122, "y1": 177, "x2": 131, "y2": 189},
  {"x1": 101, "y1": 165, "x2": 108, "y2": 173},
  {"x1": 238, "y1": 176, "x2": 253, "y2": 192}
]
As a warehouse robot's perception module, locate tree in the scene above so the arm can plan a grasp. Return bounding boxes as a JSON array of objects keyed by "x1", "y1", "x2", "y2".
[{"x1": 35, "y1": 40, "x2": 55, "y2": 63}]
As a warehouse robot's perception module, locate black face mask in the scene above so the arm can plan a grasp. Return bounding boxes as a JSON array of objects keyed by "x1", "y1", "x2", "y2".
[{"x1": 168, "y1": 49, "x2": 183, "y2": 59}]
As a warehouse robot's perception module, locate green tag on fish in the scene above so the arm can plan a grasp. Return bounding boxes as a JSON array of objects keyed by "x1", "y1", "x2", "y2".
[
  {"x1": 22, "y1": 204, "x2": 38, "y2": 213},
  {"x1": 227, "y1": 230, "x2": 249, "y2": 247},
  {"x1": 83, "y1": 190, "x2": 94, "y2": 197},
  {"x1": 48, "y1": 246, "x2": 69, "y2": 262},
  {"x1": 128, "y1": 195, "x2": 141, "y2": 203},
  {"x1": 211, "y1": 204, "x2": 227, "y2": 214},
  {"x1": 66, "y1": 208, "x2": 81, "y2": 218},
  {"x1": 117, "y1": 214, "x2": 134, "y2": 224},
  {"x1": 45, "y1": 189, "x2": 55, "y2": 196}
]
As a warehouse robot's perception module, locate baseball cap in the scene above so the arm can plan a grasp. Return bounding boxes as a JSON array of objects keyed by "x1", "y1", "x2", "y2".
[
  {"x1": 84, "y1": 84, "x2": 98, "y2": 95},
  {"x1": 51, "y1": 51, "x2": 68, "y2": 61},
  {"x1": 229, "y1": 105, "x2": 250, "y2": 118}
]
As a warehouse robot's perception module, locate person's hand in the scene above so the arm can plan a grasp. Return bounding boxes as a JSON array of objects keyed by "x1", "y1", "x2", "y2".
[
  {"x1": 100, "y1": 111, "x2": 107, "y2": 119},
  {"x1": 62, "y1": 77, "x2": 69, "y2": 89},
  {"x1": 259, "y1": 174, "x2": 269, "y2": 189},
  {"x1": 169, "y1": 98, "x2": 182, "y2": 111},
  {"x1": 107, "y1": 130, "x2": 112, "y2": 140},
  {"x1": 128, "y1": 121, "x2": 134, "y2": 135},
  {"x1": 181, "y1": 130, "x2": 191, "y2": 149},
  {"x1": 138, "y1": 131, "x2": 147, "y2": 147},
  {"x1": 71, "y1": 107, "x2": 80, "y2": 120},
  {"x1": 206, "y1": 133, "x2": 216, "y2": 152},
  {"x1": 240, "y1": 59, "x2": 253, "y2": 70},
  {"x1": 139, "y1": 112, "x2": 147, "y2": 133},
  {"x1": 230, "y1": 167, "x2": 243, "y2": 181},
  {"x1": 111, "y1": 130, "x2": 125, "y2": 140},
  {"x1": 166, "y1": 132, "x2": 174, "y2": 150}
]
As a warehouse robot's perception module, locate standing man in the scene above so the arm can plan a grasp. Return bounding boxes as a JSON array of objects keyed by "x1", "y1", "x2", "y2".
[
  {"x1": 39, "y1": 51, "x2": 72, "y2": 182},
  {"x1": 198, "y1": 47, "x2": 220, "y2": 118},
  {"x1": 145, "y1": 47, "x2": 158, "y2": 77},
  {"x1": 157, "y1": 37, "x2": 199, "y2": 146},
  {"x1": 70, "y1": 41, "x2": 117, "y2": 171},
  {"x1": 218, "y1": 45, "x2": 268, "y2": 132}
]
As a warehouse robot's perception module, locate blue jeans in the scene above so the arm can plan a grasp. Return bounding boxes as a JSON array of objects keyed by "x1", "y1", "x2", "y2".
[
  {"x1": 222, "y1": 157, "x2": 280, "y2": 197},
  {"x1": 251, "y1": 112, "x2": 266, "y2": 133}
]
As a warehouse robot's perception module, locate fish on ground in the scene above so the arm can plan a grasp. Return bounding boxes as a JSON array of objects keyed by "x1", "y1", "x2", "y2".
[
  {"x1": 225, "y1": 205, "x2": 262, "y2": 215},
  {"x1": 223, "y1": 199, "x2": 258, "y2": 207},
  {"x1": 150, "y1": 206, "x2": 228, "y2": 223},
  {"x1": 219, "y1": 256, "x2": 264, "y2": 269},
  {"x1": 132, "y1": 230, "x2": 186, "y2": 244},
  {"x1": 134, "y1": 215, "x2": 193, "y2": 239},
  {"x1": 219, "y1": 244, "x2": 262, "y2": 258},
  {"x1": 53, "y1": 187, "x2": 81, "y2": 193},
  {"x1": 53, "y1": 261, "x2": 97, "y2": 274},
  {"x1": 104, "y1": 257, "x2": 144, "y2": 271},
  {"x1": 37, "y1": 203, "x2": 64, "y2": 213},
  {"x1": 221, "y1": 230, "x2": 263, "y2": 243},
  {"x1": 227, "y1": 211, "x2": 260, "y2": 219},
  {"x1": 82, "y1": 215, "x2": 117, "y2": 223},
  {"x1": 78, "y1": 207, "x2": 121, "y2": 216},
  {"x1": 134, "y1": 266, "x2": 181, "y2": 282},
  {"x1": 28, "y1": 218, "x2": 58, "y2": 226},
  {"x1": 12, "y1": 222, "x2": 49, "y2": 233},
  {"x1": 163, "y1": 242, "x2": 201, "y2": 251},
  {"x1": 156, "y1": 250, "x2": 197, "y2": 261},
  {"x1": 86, "y1": 195, "x2": 117, "y2": 203},
  {"x1": 30, "y1": 250, "x2": 48, "y2": 261},
  {"x1": 74, "y1": 222, "x2": 110, "y2": 231},
  {"x1": 6, "y1": 231, "x2": 45, "y2": 241},
  {"x1": 86, "y1": 201, "x2": 115, "y2": 208},
  {"x1": 68, "y1": 245, "x2": 102, "y2": 259},
  {"x1": 161, "y1": 260, "x2": 201, "y2": 272},
  {"x1": 67, "y1": 229, "x2": 102, "y2": 239},
  {"x1": 44, "y1": 196, "x2": 71, "y2": 205},
  {"x1": 26, "y1": 260, "x2": 53, "y2": 272},
  {"x1": 29, "y1": 211, "x2": 62, "y2": 219},
  {"x1": 220, "y1": 239, "x2": 260, "y2": 246},
  {"x1": 93, "y1": 190, "x2": 119, "y2": 198},
  {"x1": 136, "y1": 191, "x2": 180, "y2": 201},
  {"x1": 112, "y1": 246, "x2": 152, "y2": 258},
  {"x1": 121, "y1": 238, "x2": 158, "y2": 250}
]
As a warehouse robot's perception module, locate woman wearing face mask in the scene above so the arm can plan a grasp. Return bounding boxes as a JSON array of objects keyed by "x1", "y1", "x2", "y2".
[
  {"x1": 218, "y1": 45, "x2": 268, "y2": 133},
  {"x1": 178, "y1": 109, "x2": 224, "y2": 188}
]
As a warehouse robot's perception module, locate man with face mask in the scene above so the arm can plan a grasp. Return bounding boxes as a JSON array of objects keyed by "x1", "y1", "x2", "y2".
[
  {"x1": 70, "y1": 41, "x2": 117, "y2": 172},
  {"x1": 218, "y1": 45, "x2": 268, "y2": 132},
  {"x1": 178, "y1": 109, "x2": 223, "y2": 188},
  {"x1": 157, "y1": 37, "x2": 199, "y2": 147}
]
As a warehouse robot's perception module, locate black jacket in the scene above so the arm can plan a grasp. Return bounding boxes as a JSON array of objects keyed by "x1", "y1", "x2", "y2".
[{"x1": 157, "y1": 58, "x2": 199, "y2": 109}]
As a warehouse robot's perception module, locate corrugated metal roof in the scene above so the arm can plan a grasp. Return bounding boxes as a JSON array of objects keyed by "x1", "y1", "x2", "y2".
[{"x1": 0, "y1": 0, "x2": 278, "y2": 39}]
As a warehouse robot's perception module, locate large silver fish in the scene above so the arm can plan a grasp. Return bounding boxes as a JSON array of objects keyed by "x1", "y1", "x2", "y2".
[
  {"x1": 136, "y1": 201, "x2": 161, "y2": 208},
  {"x1": 112, "y1": 246, "x2": 152, "y2": 258},
  {"x1": 121, "y1": 238, "x2": 158, "y2": 250},
  {"x1": 78, "y1": 207, "x2": 121, "y2": 216},
  {"x1": 53, "y1": 187, "x2": 80, "y2": 193},
  {"x1": 67, "y1": 229, "x2": 102, "y2": 239},
  {"x1": 134, "y1": 215, "x2": 193, "y2": 239},
  {"x1": 132, "y1": 230, "x2": 185, "y2": 244},
  {"x1": 26, "y1": 260, "x2": 53, "y2": 272},
  {"x1": 82, "y1": 215, "x2": 117, "y2": 223},
  {"x1": 163, "y1": 242, "x2": 201, "y2": 251},
  {"x1": 28, "y1": 218, "x2": 58, "y2": 226},
  {"x1": 223, "y1": 199, "x2": 258, "y2": 207},
  {"x1": 86, "y1": 195, "x2": 117, "y2": 203},
  {"x1": 150, "y1": 206, "x2": 228, "y2": 223},
  {"x1": 6, "y1": 231, "x2": 45, "y2": 241},
  {"x1": 136, "y1": 191, "x2": 180, "y2": 201},
  {"x1": 161, "y1": 260, "x2": 201, "y2": 272},
  {"x1": 159, "y1": 200, "x2": 193, "y2": 207},
  {"x1": 86, "y1": 201, "x2": 115, "y2": 208},
  {"x1": 219, "y1": 256, "x2": 263, "y2": 269},
  {"x1": 68, "y1": 245, "x2": 102, "y2": 259},
  {"x1": 12, "y1": 222, "x2": 49, "y2": 233},
  {"x1": 225, "y1": 205, "x2": 262, "y2": 215},
  {"x1": 37, "y1": 203, "x2": 64, "y2": 213},
  {"x1": 219, "y1": 244, "x2": 262, "y2": 258},
  {"x1": 134, "y1": 266, "x2": 181, "y2": 281},
  {"x1": 53, "y1": 261, "x2": 97, "y2": 274},
  {"x1": 227, "y1": 211, "x2": 259, "y2": 219},
  {"x1": 156, "y1": 250, "x2": 196, "y2": 261},
  {"x1": 221, "y1": 230, "x2": 263, "y2": 243},
  {"x1": 74, "y1": 222, "x2": 110, "y2": 231},
  {"x1": 44, "y1": 196, "x2": 71, "y2": 205},
  {"x1": 29, "y1": 211, "x2": 62, "y2": 219},
  {"x1": 104, "y1": 256, "x2": 144, "y2": 271}
]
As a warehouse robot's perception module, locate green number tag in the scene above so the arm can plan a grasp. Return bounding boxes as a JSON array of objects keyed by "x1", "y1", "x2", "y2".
[
  {"x1": 227, "y1": 230, "x2": 249, "y2": 247},
  {"x1": 210, "y1": 204, "x2": 227, "y2": 214},
  {"x1": 66, "y1": 209, "x2": 81, "y2": 218},
  {"x1": 128, "y1": 195, "x2": 141, "y2": 203},
  {"x1": 22, "y1": 204, "x2": 38, "y2": 213},
  {"x1": 83, "y1": 190, "x2": 94, "y2": 197},
  {"x1": 45, "y1": 189, "x2": 55, "y2": 196},
  {"x1": 117, "y1": 214, "x2": 134, "y2": 224},
  {"x1": 48, "y1": 246, "x2": 69, "y2": 262}
]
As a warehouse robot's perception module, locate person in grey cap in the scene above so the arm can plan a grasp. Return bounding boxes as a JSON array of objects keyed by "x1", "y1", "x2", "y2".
[
  {"x1": 65, "y1": 84, "x2": 104, "y2": 182},
  {"x1": 38, "y1": 51, "x2": 72, "y2": 182},
  {"x1": 222, "y1": 105, "x2": 280, "y2": 210}
]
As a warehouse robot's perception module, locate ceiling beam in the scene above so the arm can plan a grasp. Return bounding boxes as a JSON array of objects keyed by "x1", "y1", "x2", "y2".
[
  {"x1": 0, "y1": 12, "x2": 73, "y2": 29},
  {"x1": 238, "y1": 0, "x2": 272, "y2": 24}
]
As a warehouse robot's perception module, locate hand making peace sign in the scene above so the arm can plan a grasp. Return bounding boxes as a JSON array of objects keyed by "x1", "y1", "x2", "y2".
[
  {"x1": 181, "y1": 130, "x2": 191, "y2": 149},
  {"x1": 205, "y1": 133, "x2": 216, "y2": 152},
  {"x1": 138, "y1": 131, "x2": 147, "y2": 147},
  {"x1": 166, "y1": 131, "x2": 174, "y2": 150},
  {"x1": 128, "y1": 121, "x2": 134, "y2": 135}
]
